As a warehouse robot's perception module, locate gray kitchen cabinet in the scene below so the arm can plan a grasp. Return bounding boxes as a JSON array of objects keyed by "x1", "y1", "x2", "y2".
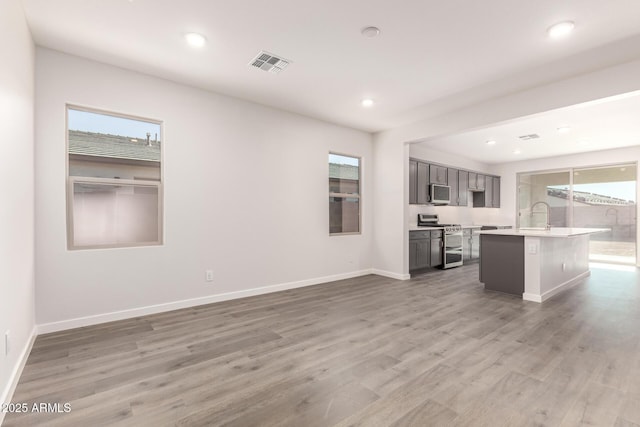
[
  {"x1": 468, "y1": 172, "x2": 477, "y2": 190},
  {"x1": 462, "y1": 228, "x2": 480, "y2": 262},
  {"x1": 409, "y1": 239, "x2": 430, "y2": 270},
  {"x1": 458, "y1": 170, "x2": 468, "y2": 206},
  {"x1": 429, "y1": 164, "x2": 448, "y2": 185},
  {"x1": 492, "y1": 177, "x2": 500, "y2": 207},
  {"x1": 409, "y1": 230, "x2": 442, "y2": 271},
  {"x1": 430, "y1": 232, "x2": 443, "y2": 266},
  {"x1": 484, "y1": 176, "x2": 494, "y2": 206},
  {"x1": 471, "y1": 230, "x2": 480, "y2": 260},
  {"x1": 409, "y1": 160, "x2": 417, "y2": 204},
  {"x1": 468, "y1": 172, "x2": 485, "y2": 191},
  {"x1": 447, "y1": 168, "x2": 459, "y2": 206},
  {"x1": 417, "y1": 162, "x2": 429, "y2": 204},
  {"x1": 463, "y1": 229, "x2": 472, "y2": 261},
  {"x1": 409, "y1": 158, "x2": 497, "y2": 207},
  {"x1": 472, "y1": 176, "x2": 501, "y2": 207}
]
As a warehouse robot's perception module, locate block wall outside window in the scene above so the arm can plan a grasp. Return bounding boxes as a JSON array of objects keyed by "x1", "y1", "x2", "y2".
[{"x1": 66, "y1": 106, "x2": 163, "y2": 249}]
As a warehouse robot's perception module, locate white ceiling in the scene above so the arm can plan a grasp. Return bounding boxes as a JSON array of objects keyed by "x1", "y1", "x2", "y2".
[
  {"x1": 21, "y1": 0, "x2": 640, "y2": 133},
  {"x1": 414, "y1": 91, "x2": 640, "y2": 164}
]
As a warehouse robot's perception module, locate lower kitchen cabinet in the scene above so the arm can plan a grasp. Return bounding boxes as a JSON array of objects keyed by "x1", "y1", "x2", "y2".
[
  {"x1": 431, "y1": 233, "x2": 443, "y2": 266},
  {"x1": 463, "y1": 229, "x2": 480, "y2": 262},
  {"x1": 409, "y1": 230, "x2": 443, "y2": 272},
  {"x1": 409, "y1": 239, "x2": 430, "y2": 270},
  {"x1": 471, "y1": 231, "x2": 480, "y2": 260}
]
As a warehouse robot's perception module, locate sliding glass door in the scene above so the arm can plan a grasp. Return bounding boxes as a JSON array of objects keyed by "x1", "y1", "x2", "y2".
[
  {"x1": 572, "y1": 165, "x2": 637, "y2": 264},
  {"x1": 518, "y1": 170, "x2": 571, "y2": 228},
  {"x1": 517, "y1": 163, "x2": 636, "y2": 264}
]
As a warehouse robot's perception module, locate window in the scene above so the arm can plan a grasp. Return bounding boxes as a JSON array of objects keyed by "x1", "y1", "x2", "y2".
[
  {"x1": 329, "y1": 153, "x2": 360, "y2": 234},
  {"x1": 66, "y1": 106, "x2": 163, "y2": 249}
]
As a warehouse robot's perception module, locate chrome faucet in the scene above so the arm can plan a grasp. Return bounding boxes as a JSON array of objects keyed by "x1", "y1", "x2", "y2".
[{"x1": 530, "y1": 201, "x2": 551, "y2": 230}]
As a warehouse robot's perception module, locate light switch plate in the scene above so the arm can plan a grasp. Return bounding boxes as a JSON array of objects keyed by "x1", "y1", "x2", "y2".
[{"x1": 528, "y1": 243, "x2": 537, "y2": 254}]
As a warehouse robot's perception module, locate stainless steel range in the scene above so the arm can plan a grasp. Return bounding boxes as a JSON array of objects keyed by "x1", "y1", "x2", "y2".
[{"x1": 417, "y1": 214, "x2": 463, "y2": 269}]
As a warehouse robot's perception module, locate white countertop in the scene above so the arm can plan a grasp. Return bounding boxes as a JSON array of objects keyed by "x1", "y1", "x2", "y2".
[
  {"x1": 408, "y1": 224, "x2": 511, "y2": 231},
  {"x1": 408, "y1": 225, "x2": 439, "y2": 231},
  {"x1": 477, "y1": 227, "x2": 610, "y2": 237}
]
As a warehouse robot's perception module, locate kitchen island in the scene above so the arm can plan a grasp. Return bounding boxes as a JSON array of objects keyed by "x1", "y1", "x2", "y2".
[{"x1": 477, "y1": 228, "x2": 609, "y2": 302}]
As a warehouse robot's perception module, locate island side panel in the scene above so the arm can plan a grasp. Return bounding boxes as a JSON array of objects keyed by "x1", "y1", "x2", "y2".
[
  {"x1": 479, "y1": 234, "x2": 524, "y2": 296},
  {"x1": 537, "y1": 234, "x2": 590, "y2": 300}
]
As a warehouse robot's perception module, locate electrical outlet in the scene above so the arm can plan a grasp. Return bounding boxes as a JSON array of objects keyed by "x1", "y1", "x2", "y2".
[
  {"x1": 205, "y1": 270, "x2": 214, "y2": 282},
  {"x1": 5, "y1": 330, "x2": 10, "y2": 356}
]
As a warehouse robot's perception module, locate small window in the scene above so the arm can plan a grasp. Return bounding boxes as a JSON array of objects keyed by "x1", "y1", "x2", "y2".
[
  {"x1": 66, "y1": 106, "x2": 162, "y2": 249},
  {"x1": 329, "y1": 153, "x2": 360, "y2": 234}
]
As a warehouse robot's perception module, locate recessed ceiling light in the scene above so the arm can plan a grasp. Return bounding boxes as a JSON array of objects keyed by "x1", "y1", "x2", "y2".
[
  {"x1": 361, "y1": 26, "x2": 381, "y2": 38},
  {"x1": 185, "y1": 32, "x2": 206, "y2": 48},
  {"x1": 576, "y1": 140, "x2": 589, "y2": 145},
  {"x1": 557, "y1": 126, "x2": 571, "y2": 134},
  {"x1": 547, "y1": 21, "x2": 575, "y2": 39},
  {"x1": 361, "y1": 98, "x2": 374, "y2": 107},
  {"x1": 513, "y1": 149, "x2": 521, "y2": 155},
  {"x1": 485, "y1": 140, "x2": 497, "y2": 145}
]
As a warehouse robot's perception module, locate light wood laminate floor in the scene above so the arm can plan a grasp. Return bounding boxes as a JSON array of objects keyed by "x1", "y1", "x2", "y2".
[{"x1": 4, "y1": 264, "x2": 640, "y2": 426}]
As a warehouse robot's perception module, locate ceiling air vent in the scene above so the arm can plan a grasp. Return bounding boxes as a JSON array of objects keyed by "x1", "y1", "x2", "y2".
[
  {"x1": 249, "y1": 51, "x2": 291, "y2": 74},
  {"x1": 518, "y1": 134, "x2": 540, "y2": 141}
]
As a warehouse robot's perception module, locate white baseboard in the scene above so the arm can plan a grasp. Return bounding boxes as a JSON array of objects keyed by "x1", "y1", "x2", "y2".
[
  {"x1": 522, "y1": 293, "x2": 542, "y2": 303},
  {"x1": 540, "y1": 270, "x2": 591, "y2": 302},
  {"x1": 371, "y1": 269, "x2": 410, "y2": 281},
  {"x1": 0, "y1": 326, "x2": 37, "y2": 424},
  {"x1": 37, "y1": 269, "x2": 375, "y2": 334},
  {"x1": 523, "y1": 270, "x2": 591, "y2": 303}
]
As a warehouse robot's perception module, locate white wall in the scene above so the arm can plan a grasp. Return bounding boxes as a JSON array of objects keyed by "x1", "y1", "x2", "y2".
[
  {"x1": 35, "y1": 48, "x2": 373, "y2": 328},
  {"x1": 0, "y1": 0, "x2": 36, "y2": 412},
  {"x1": 495, "y1": 146, "x2": 640, "y2": 265},
  {"x1": 372, "y1": 57, "x2": 640, "y2": 278}
]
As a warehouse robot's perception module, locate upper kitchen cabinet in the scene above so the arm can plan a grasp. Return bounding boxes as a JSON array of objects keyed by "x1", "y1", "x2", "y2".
[
  {"x1": 468, "y1": 172, "x2": 485, "y2": 191},
  {"x1": 416, "y1": 161, "x2": 430, "y2": 204},
  {"x1": 409, "y1": 160, "x2": 418, "y2": 204},
  {"x1": 472, "y1": 176, "x2": 501, "y2": 207},
  {"x1": 447, "y1": 168, "x2": 459, "y2": 206},
  {"x1": 485, "y1": 176, "x2": 494, "y2": 206},
  {"x1": 429, "y1": 164, "x2": 447, "y2": 185},
  {"x1": 408, "y1": 158, "x2": 497, "y2": 207},
  {"x1": 458, "y1": 170, "x2": 469, "y2": 206}
]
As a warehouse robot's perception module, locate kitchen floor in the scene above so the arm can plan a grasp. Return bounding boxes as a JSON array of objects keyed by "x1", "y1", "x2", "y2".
[{"x1": 5, "y1": 264, "x2": 640, "y2": 426}]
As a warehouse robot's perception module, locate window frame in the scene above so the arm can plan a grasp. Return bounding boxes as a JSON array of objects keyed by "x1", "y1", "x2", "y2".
[
  {"x1": 329, "y1": 151, "x2": 361, "y2": 236},
  {"x1": 65, "y1": 104, "x2": 164, "y2": 250}
]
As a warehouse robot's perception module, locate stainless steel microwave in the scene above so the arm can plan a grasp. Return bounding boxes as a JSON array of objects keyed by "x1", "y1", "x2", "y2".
[{"x1": 430, "y1": 184, "x2": 451, "y2": 204}]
